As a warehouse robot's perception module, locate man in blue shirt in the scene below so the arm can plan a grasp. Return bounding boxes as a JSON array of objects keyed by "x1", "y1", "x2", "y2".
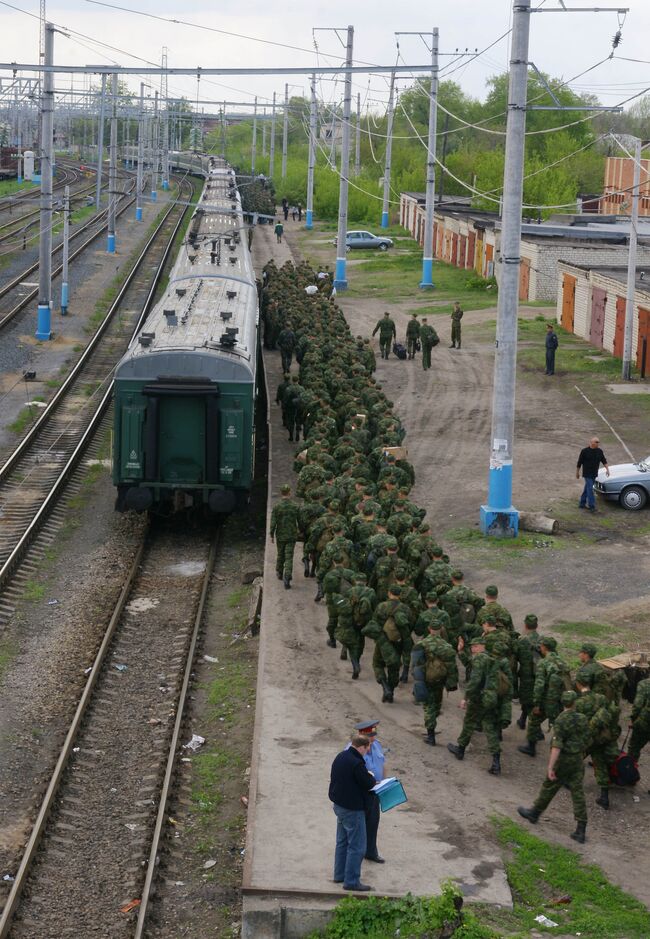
[
  {"x1": 329, "y1": 734, "x2": 376, "y2": 891},
  {"x1": 353, "y1": 719, "x2": 386, "y2": 864}
]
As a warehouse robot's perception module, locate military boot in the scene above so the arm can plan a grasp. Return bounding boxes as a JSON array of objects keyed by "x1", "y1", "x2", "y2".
[
  {"x1": 309, "y1": 560, "x2": 317, "y2": 578},
  {"x1": 488, "y1": 754, "x2": 501, "y2": 776},
  {"x1": 380, "y1": 680, "x2": 393, "y2": 703},
  {"x1": 283, "y1": 574, "x2": 292, "y2": 590},
  {"x1": 516, "y1": 710, "x2": 527, "y2": 730},
  {"x1": 276, "y1": 570, "x2": 283, "y2": 580},
  {"x1": 314, "y1": 582, "x2": 324, "y2": 602},
  {"x1": 595, "y1": 788, "x2": 610, "y2": 809},
  {"x1": 517, "y1": 741, "x2": 536, "y2": 757},
  {"x1": 517, "y1": 806, "x2": 539, "y2": 825},
  {"x1": 425, "y1": 729, "x2": 436, "y2": 746},
  {"x1": 447, "y1": 743, "x2": 465, "y2": 760},
  {"x1": 303, "y1": 558, "x2": 311, "y2": 578},
  {"x1": 326, "y1": 637, "x2": 337, "y2": 649},
  {"x1": 570, "y1": 820, "x2": 587, "y2": 844},
  {"x1": 340, "y1": 647, "x2": 348, "y2": 661},
  {"x1": 399, "y1": 665, "x2": 409, "y2": 684},
  {"x1": 350, "y1": 657, "x2": 361, "y2": 680}
]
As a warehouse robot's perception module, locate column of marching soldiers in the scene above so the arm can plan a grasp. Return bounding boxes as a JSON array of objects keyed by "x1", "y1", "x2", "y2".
[{"x1": 261, "y1": 260, "x2": 650, "y2": 846}]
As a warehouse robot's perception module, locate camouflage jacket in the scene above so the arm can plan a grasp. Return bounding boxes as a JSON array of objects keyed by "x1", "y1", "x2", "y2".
[
  {"x1": 417, "y1": 634, "x2": 458, "y2": 689},
  {"x1": 575, "y1": 690, "x2": 619, "y2": 747},
  {"x1": 270, "y1": 498, "x2": 300, "y2": 541},
  {"x1": 406, "y1": 318, "x2": 421, "y2": 339},
  {"x1": 476, "y1": 601, "x2": 513, "y2": 631},
  {"x1": 631, "y1": 678, "x2": 650, "y2": 724},
  {"x1": 533, "y1": 652, "x2": 571, "y2": 711},
  {"x1": 414, "y1": 608, "x2": 451, "y2": 640},
  {"x1": 550, "y1": 707, "x2": 590, "y2": 755}
]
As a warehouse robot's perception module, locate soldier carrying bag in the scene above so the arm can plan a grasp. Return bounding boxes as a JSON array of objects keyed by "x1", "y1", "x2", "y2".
[
  {"x1": 383, "y1": 615, "x2": 402, "y2": 643},
  {"x1": 425, "y1": 652, "x2": 448, "y2": 684},
  {"x1": 609, "y1": 729, "x2": 641, "y2": 786}
]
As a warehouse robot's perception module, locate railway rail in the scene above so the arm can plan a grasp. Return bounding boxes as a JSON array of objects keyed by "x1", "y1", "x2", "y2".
[
  {"x1": 0, "y1": 160, "x2": 88, "y2": 215},
  {"x1": 0, "y1": 173, "x2": 197, "y2": 625},
  {"x1": 0, "y1": 522, "x2": 220, "y2": 938}
]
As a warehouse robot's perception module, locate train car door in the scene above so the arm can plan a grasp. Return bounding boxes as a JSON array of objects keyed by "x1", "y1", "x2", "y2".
[{"x1": 158, "y1": 397, "x2": 206, "y2": 483}]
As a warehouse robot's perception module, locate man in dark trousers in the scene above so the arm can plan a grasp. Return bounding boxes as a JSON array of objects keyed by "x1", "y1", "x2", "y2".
[
  {"x1": 545, "y1": 323, "x2": 559, "y2": 374},
  {"x1": 349, "y1": 720, "x2": 386, "y2": 864},
  {"x1": 576, "y1": 437, "x2": 609, "y2": 511},
  {"x1": 329, "y1": 734, "x2": 377, "y2": 891}
]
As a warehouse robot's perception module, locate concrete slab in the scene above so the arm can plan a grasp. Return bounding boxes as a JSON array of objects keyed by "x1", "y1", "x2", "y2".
[
  {"x1": 606, "y1": 383, "x2": 650, "y2": 394},
  {"x1": 242, "y1": 226, "x2": 512, "y2": 936}
]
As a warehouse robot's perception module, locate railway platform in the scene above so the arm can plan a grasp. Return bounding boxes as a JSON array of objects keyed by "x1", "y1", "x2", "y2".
[{"x1": 243, "y1": 226, "x2": 512, "y2": 938}]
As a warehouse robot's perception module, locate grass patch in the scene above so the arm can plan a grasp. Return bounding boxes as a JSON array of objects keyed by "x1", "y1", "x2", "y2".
[
  {"x1": 8, "y1": 405, "x2": 40, "y2": 435},
  {"x1": 0, "y1": 178, "x2": 36, "y2": 196},
  {"x1": 23, "y1": 579, "x2": 45, "y2": 602},
  {"x1": 226, "y1": 586, "x2": 249, "y2": 608},
  {"x1": 552, "y1": 620, "x2": 612, "y2": 639},
  {"x1": 206, "y1": 661, "x2": 251, "y2": 723},
  {"x1": 446, "y1": 527, "x2": 560, "y2": 553},
  {"x1": 489, "y1": 817, "x2": 650, "y2": 938},
  {"x1": 0, "y1": 638, "x2": 17, "y2": 683}
]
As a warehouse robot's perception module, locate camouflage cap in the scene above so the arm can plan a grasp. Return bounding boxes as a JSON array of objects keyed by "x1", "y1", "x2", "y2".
[
  {"x1": 580, "y1": 642, "x2": 597, "y2": 658},
  {"x1": 280, "y1": 484, "x2": 291, "y2": 494},
  {"x1": 575, "y1": 665, "x2": 594, "y2": 687},
  {"x1": 387, "y1": 584, "x2": 402, "y2": 597},
  {"x1": 482, "y1": 612, "x2": 497, "y2": 626},
  {"x1": 469, "y1": 635, "x2": 486, "y2": 647},
  {"x1": 562, "y1": 690, "x2": 578, "y2": 706},
  {"x1": 362, "y1": 504, "x2": 375, "y2": 517},
  {"x1": 485, "y1": 585, "x2": 499, "y2": 598},
  {"x1": 431, "y1": 545, "x2": 443, "y2": 557},
  {"x1": 484, "y1": 632, "x2": 506, "y2": 654},
  {"x1": 353, "y1": 572, "x2": 368, "y2": 583},
  {"x1": 393, "y1": 564, "x2": 409, "y2": 579},
  {"x1": 424, "y1": 591, "x2": 439, "y2": 602},
  {"x1": 385, "y1": 536, "x2": 399, "y2": 550},
  {"x1": 451, "y1": 569, "x2": 464, "y2": 580},
  {"x1": 332, "y1": 551, "x2": 346, "y2": 563},
  {"x1": 328, "y1": 500, "x2": 341, "y2": 511},
  {"x1": 540, "y1": 636, "x2": 557, "y2": 651},
  {"x1": 524, "y1": 614, "x2": 538, "y2": 628}
]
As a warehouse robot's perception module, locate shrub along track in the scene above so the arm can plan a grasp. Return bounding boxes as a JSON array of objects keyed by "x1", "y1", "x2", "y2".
[
  {"x1": 0, "y1": 173, "x2": 198, "y2": 629},
  {"x1": 0, "y1": 521, "x2": 221, "y2": 938}
]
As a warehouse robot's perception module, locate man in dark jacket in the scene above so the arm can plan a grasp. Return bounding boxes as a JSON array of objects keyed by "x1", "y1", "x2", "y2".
[
  {"x1": 329, "y1": 734, "x2": 377, "y2": 891},
  {"x1": 576, "y1": 437, "x2": 609, "y2": 511},
  {"x1": 545, "y1": 323, "x2": 558, "y2": 374}
]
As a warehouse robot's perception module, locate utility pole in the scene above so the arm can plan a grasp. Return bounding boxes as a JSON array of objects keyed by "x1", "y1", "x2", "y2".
[
  {"x1": 622, "y1": 136, "x2": 641, "y2": 380},
  {"x1": 36, "y1": 22, "x2": 54, "y2": 341},
  {"x1": 354, "y1": 92, "x2": 361, "y2": 177},
  {"x1": 480, "y1": 0, "x2": 531, "y2": 538},
  {"x1": 136, "y1": 82, "x2": 144, "y2": 221},
  {"x1": 281, "y1": 83, "x2": 289, "y2": 179},
  {"x1": 107, "y1": 72, "x2": 117, "y2": 253},
  {"x1": 415, "y1": 28, "x2": 439, "y2": 288},
  {"x1": 221, "y1": 100, "x2": 227, "y2": 157},
  {"x1": 333, "y1": 25, "x2": 354, "y2": 291},
  {"x1": 161, "y1": 47, "x2": 169, "y2": 190},
  {"x1": 60, "y1": 184, "x2": 70, "y2": 314},
  {"x1": 251, "y1": 95, "x2": 257, "y2": 176},
  {"x1": 381, "y1": 70, "x2": 396, "y2": 229},
  {"x1": 269, "y1": 91, "x2": 276, "y2": 178},
  {"x1": 306, "y1": 73, "x2": 317, "y2": 230},
  {"x1": 95, "y1": 72, "x2": 106, "y2": 211},
  {"x1": 151, "y1": 89, "x2": 158, "y2": 202},
  {"x1": 262, "y1": 115, "x2": 266, "y2": 157}
]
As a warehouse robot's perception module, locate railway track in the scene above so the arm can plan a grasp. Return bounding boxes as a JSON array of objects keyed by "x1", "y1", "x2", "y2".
[
  {"x1": 0, "y1": 173, "x2": 140, "y2": 332},
  {"x1": 0, "y1": 173, "x2": 197, "y2": 625},
  {"x1": 0, "y1": 522, "x2": 220, "y2": 938},
  {"x1": 0, "y1": 160, "x2": 88, "y2": 216}
]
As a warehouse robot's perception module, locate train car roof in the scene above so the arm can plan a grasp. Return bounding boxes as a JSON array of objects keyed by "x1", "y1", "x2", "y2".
[{"x1": 116, "y1": 160, "x2": 258, "y2": 385}]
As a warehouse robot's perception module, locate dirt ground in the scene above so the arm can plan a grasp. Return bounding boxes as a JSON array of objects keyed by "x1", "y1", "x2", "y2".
[{"x1": 243, "y1": 220, "x2": 650, "y2": 925}]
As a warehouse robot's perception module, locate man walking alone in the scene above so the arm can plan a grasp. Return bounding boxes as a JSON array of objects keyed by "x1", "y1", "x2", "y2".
[{"x1": 576, "y1": 437, "x2": 609, "y2": 511}]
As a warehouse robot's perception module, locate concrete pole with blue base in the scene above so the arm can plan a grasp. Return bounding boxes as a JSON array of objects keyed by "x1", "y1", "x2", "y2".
[
  {"x1": 480, "y1": 0, "x2": 531, "y2": 538},
  {"x1": 269, "y1": 91, "x2": 276, "y2": 179},
  {"x1": 95, "y1": 73, "x2": 106, "y2": 212},
  {"x1": 251, "y1": 96, "x2": 258, "y2": 176},
  {"x1": 305, "y1": 74, "x2": 316, "y2": 230},
  {"x1": 380, "y1": 70, "x2": 396, "y2": 229},
  {"x1": 151, "y1": 90, "x2": 158, "y2": 203},
  {"x1": 60, "y1": 185, "x2": 70, "y2": 314},
  {"x1": 419, "y1": 28, "x2": 439, "y2": 289},
  {"x1": 107, "y1": 73, "x2": 117, "y2": 253},
  {"x1": 333, "y1": 25, "x2": 354, "y2": 291},
  {"x1": 136, "y1": 82, "x2": 145, "y2": 221},
  {"x1": 36, "y1": 23, "x2": 54, "y2": 341}
]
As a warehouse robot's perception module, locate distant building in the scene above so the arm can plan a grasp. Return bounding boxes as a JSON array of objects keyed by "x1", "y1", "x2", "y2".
[{"x1": 601, "y1": 156, "x2": 650, "y2": 216}]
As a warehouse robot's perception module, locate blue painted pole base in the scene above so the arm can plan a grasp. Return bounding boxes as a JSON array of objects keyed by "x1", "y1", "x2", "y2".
[
  {"x1": 380, "y1": 211, "x2": 389, "y2": 229},
  {"x1": 419, "y1": 257, "x2": 435, "y2": 289},
  {"x1": 162, "y1": 180, "x2": 169, "y2": 191},
  {"x1": 480, "y1": 505, "x2": 519, "y2": 538},
  {"x1": 333, "y1": 256, "x2": 348, "y2": 291},
  {"x1": 151, "y1": 190, "x2": 157, "y2": 202},
  {"x1": 305, "y1": 209, "x2": 313, "y2": 230},
  {"x1": 17, "y1": 175, "x2": 23, "y2": 183},
  {"x1": 35, "y1": 303, "x2": 51, "y2": 341},
  {"x1": 135, "y1": 206, "x2": 143, "y2": 221},
  {"x1": 61, "y1": 282, "x2": 69, "y2": 316},
  {"x1": 107, "y1": 233, "x2": 116, "y2": 253}
]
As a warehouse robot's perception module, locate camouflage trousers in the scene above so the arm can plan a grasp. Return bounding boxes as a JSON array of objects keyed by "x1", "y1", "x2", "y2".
[
  {"x1": 457, "y1": 701, "x2": 501, "y2": 755},
  {"x1": 280, "y1": 348, "x2": 293, "y2": 372},
  {"x1": 422, "y1": 346, "x2": 432, "y2": 370},
  {"x1": 423, "y1": 683, "x2": 444, "y2": 733},
  {"x1": 275, "y1": 540, "x2": 296, "y2": 578},
  {"x1": 451, "y1": 323, "x2": 461, "y2": 347},
  {"x1": 527, "y1": 706, "x2": 558, "y2": 744},
  {"x1": 335, "y1": 619, "x2": 366, "y2": 660},
  {"x1": 325, "y1": 596, "x2": 339, "y2": 640},
  {"x1": 628, "y1": 722, "x2": 650, "y2": 763},
  {"x1": 407, "y1": 337, "x2": 418, "y2": 358},
  {"x1": 517, "y1": 679, "x2": 534, "y2": 713},
  {"x1": 379, "y1": 335, "x2": 392, "y2": 357},
  {"x1": 373, "y1": 641, "x2": 402, "y2": 690},
  {"x1": 588, "y1": 741, "x2": 620, "y2": 788},
  {"x1": 533, "y1": 753, "x2": 587, "y2": 822}
]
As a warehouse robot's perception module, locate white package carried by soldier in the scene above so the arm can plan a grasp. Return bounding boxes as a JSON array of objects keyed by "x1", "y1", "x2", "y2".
[{"x1": 383, "y1": 446, "x2": 408, "y2": 462}]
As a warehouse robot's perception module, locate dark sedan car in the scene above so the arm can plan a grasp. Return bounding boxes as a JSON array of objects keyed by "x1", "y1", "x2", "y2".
[{"x1": 595, "y1": 455, "x2": 650, "y2": 510}]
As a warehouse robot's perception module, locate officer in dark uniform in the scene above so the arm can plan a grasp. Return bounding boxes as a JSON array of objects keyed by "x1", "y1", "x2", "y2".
[{"x1": 352, "y1": 720, "x2": 385, "y2": 864}]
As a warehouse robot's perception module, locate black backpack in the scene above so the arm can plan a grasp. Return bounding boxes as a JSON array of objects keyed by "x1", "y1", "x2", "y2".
[{"x1": 393, "y1": 342, "x2": 407, "y2": 360}]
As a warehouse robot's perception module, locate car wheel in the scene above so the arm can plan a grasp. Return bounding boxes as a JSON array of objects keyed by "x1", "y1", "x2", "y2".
[
  {"x1": 346, "y1": 244, "x2": 351, "y2": 253},
  {"x1": 379, "y1": 243, "x2": 388, "y2": 251},
  {"x1": 619, "y1": 485, "x2": 648, "y2": 511}
]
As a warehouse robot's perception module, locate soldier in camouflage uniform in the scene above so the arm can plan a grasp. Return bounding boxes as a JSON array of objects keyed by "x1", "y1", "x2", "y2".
[
  {"x1": 518, "y1": 637, "x2": 571, "y2": 757},
  {"x1": 438, "y1": 570, "x2": 482, "y2": 654},
  {"x1": 405, "y1": 313, "x2": 421, "y2": 360},
  {"x1": 298, "y1": 498, "x2": 325, "y2": 577},
  {"x1": 372, "y1": 312, "x2": 397, "y2": 360},
  {"x1": 371, "y1": 542, "x2": 401, "y2": 602},
  {"x1": 514, "y1": 614, "x2": 541, "y2": 730},
  {"x1": 414, "y1": 592, "x2": 451, "y2": 642},
  {"x1": 627, "y1": 677, "x2": 650, "y2": 765},
  {"x1": 518, "y1": 691, "x2": 589, "y2": 844},
  {"x1": 450, "y1": 301, "x2": 463, "y2": 349},
  {"x1": 363, "y1": 585, "x2": 413, "y2": 703},
  {"x1": 335, "y1": 573, "x2": 377, "y2": 679},
  {"x1": 476, "y1": 585, "x2": 513, "y2": 631},
  {"x1": 575, "y1": 643, "x2": 606, "y2": 693},
  {"x1": 269, "y1": 484, "x2": 301, "y2": 589},
  {"x1": 322, "y1": 556, "x2": 357, "y2": 650},
  {"x1": 275, "y1": 373, "x2": 291, "y2": 428},
  {"x1": 575, "y1": 675, "x2": 620, "y2": 810},
  {"x1": 412, "y1": 622, "x2": 458, "y2": 746},
  {"x1": 277, "y1": 322, "x2": 297, "y2": 372},
  {"x1": 447, "y1": 635, "x2": 510, "y2": 775},
  {"x1": 419, "y1": 317, "x2": 439, "y2": 371},
  {"x1": 283, "y1": 375, "x2": 303, "y2": 442},
  {"x1": 420, "y1": 546, "x2": 452, "y2": 598}
]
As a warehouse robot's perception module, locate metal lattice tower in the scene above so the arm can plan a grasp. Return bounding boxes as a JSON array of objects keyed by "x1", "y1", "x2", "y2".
[{"x1": 39, "y1": 0, "x2": 46, "y2": 63}]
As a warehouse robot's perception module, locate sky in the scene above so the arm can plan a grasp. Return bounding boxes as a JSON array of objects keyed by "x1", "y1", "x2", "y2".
[{"x1": 0, "y1": 0, "x2": 649, "y2": 117}]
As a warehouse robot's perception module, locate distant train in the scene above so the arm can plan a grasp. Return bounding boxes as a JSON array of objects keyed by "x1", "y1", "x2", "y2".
[{"x1": 112, "y1": 157, "x2": 259, "y2": 514}]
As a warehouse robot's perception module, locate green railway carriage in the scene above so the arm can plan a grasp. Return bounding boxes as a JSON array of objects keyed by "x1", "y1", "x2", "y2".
[{"x1": 113, "y1": 160, "x2": 259, "y2": 514}]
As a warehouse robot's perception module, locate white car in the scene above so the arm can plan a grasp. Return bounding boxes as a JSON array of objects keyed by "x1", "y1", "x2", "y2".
[{"x1": 595, "y1": 455, "x2": 650, "y2": 510}]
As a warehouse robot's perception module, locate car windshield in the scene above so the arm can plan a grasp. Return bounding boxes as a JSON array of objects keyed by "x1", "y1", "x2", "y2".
[{"x1": 640, "y1": 455, "x2": 650, "y2": 467}]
